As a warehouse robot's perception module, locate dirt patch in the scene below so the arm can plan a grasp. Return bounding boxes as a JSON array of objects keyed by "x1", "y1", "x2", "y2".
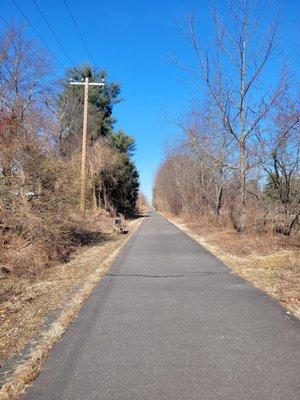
[
  {"x1": 0, "y1": 217, "x2": 143, "y2": 400},
  {"x1": 163, "y1": 213, "x2": 300, "y2": 319}
]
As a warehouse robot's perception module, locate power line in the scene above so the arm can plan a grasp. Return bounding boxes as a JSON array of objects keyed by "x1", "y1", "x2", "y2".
[
  {"x1": 0, "y1": 13, "x2": 9, "y2": 26},
  {"x1": 9, "y1": 0, "x2": 66, "y2": 71},
  {"x1": 0, "y1": 14, "x2": 15, "y2": 30},
  {"x1": 32, "y1": 0, "x2": 76, "y2": 68},
  {"x1": 62, "y1": 0, "x2": 97, "y2": 69}
]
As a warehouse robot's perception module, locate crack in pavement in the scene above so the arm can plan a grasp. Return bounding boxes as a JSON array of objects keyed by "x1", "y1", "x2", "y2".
[{"x1": 106, "y1": 271, "x2": 231, "y2": 278}]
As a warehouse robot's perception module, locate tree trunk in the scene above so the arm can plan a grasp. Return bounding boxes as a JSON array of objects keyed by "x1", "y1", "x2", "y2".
[
  {"x1": 92, "y1": 185, "x2": 97, "y2": 210},
  {"x1": 102, "y1": 184, "x2": 108, "y2": 210},
  {"x1": 239, "y1": 140, "x2": 246, "y2": 231},
  {"x1": 216, "y1": 186, "x2": 223, "y2": 216}
]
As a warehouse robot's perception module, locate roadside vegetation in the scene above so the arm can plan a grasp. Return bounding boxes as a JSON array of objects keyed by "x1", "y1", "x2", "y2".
[
  {"x1": 0, "y1": 24, "x2": 147, "y2": 377},
  {"x1": 153, "y1": 1, "x2": 299, "y2": 315},
  {"x1": 0, "y1": 26, "x2": 141, "y2": 278}
]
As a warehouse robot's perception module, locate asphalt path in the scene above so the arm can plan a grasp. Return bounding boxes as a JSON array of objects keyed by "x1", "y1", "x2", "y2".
[{"x1": 22, "y1": 211, "x2": 300, "y2": 399}]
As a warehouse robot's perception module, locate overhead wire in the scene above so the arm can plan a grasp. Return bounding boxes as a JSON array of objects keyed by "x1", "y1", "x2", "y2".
[
  {"x1": 62, "y1": 0, "x2": 97, "y2": 70},
  {"x1": 32, "y1": 0, "x2": 77, "y2": 68},
  {"x1": 9, "y1": 0, "x2": 66, "y2": 72}
]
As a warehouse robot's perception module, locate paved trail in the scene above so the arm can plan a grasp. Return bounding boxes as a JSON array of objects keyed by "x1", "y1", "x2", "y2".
[{"x1": 23, "y1": 212, "x2": 300, "y2": 400}]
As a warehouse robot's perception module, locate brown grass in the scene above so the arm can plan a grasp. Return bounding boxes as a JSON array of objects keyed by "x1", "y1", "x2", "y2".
[
  {"x1": 0, "y1": 217, "x2": 143, "y2": 400},
  {"x1": 163, "y1": 213, "x2": 300, "y2": 318}
]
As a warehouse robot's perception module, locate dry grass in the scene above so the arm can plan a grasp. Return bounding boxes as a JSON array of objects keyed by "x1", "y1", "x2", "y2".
[
  {"x1": 164, "y1": 213, "x2": 300, "y2": 318},
  {"x1": 0, "y1": 217, "x2": 143, "y2": 400}
]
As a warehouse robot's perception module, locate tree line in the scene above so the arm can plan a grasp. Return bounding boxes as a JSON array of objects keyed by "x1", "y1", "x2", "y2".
[
  {"x1": 153, "y1": 1, "x2": 300, "y2": 236},
  {"x1": 0, "y1": 25, "x2": 140, "y2": 273}
]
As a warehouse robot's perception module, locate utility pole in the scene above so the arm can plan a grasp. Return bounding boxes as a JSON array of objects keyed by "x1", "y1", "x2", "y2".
[{"x1": 70, "y1": 77, "x2": 104, "y2": 217}]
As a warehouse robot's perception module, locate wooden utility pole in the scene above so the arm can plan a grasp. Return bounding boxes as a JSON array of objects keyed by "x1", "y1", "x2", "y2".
[{"x1": 70, "y1": 77, "x2": 104, "y2": 217}]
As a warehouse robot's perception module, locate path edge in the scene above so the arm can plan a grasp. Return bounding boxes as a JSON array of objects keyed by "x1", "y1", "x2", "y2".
[
  {"x1": 0, "y1": 217, "x2": 145, "y2": 400},
  {"x1": 159, "y1": 212, "x2": 300, "y2": 322}
]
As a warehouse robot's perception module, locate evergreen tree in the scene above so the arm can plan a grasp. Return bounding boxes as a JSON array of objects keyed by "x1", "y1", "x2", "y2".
[
  {"x1": 58, "y1": 64, "x2": 121, "y2": 154},
  {"x1": 108, "y1": 131, "x2": 139, "y2": 215},
  {"x1": 56, "y1": 64, "x2": 139, "y2": 216}
]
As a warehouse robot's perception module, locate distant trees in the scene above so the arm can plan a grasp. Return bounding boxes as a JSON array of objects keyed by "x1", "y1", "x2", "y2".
[
  {"x1": 136, "y1": 192, "x2": 149, "y2": 214},
  {"x1": 154, "y1": 0, "x2": 300, "y2": 235}
]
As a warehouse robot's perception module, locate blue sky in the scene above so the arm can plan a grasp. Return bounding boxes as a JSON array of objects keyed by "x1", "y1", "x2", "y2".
[{"x1": 1, "y1": 0, "x2": 299, "y2": 200}]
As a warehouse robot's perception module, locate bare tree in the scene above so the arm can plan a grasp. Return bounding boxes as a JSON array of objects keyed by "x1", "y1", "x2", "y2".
[
  {"x1": 0, "y1": 25, "x2": 52, "y2": 188},
  {"x1": 174, "y1": 104, "x2": 234, "y2": 217},
  {"x1": 0, "y1": 26, "x2": 50, "y2": 121},
  {"x1": 257, "y1": 90, "x2": 300, "y2": 234},
  {"x1": 178, "y1": 0, "x2": 284, "y2": 230}
]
